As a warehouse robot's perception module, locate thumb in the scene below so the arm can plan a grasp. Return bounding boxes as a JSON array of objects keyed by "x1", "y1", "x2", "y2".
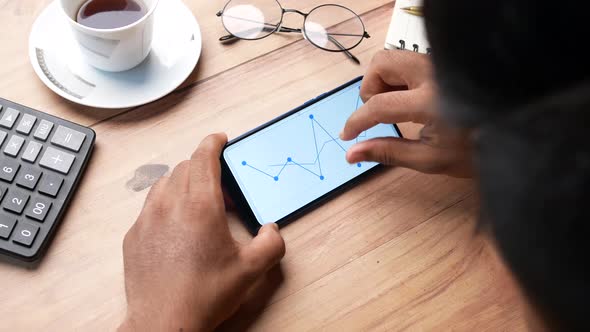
[
  {"x1": 346, "y1": 137, "x2": 444, "y2": 174},
  {"x1": 241, "y1": 223, "x2": 286, "y2": 277}
]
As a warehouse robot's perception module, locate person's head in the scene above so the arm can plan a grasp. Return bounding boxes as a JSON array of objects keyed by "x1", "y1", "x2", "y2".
[{"x1": 422, "y1": 1, "x2": 590, "y2": 330}]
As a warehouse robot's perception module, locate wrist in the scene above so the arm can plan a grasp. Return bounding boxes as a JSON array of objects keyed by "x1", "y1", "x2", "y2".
[
  {"x1": 118, "y1": 308, "x2": 212, "y2": 332},
  {"x1": 117, "y1": 316, "x2": 138, "y2": 332}
]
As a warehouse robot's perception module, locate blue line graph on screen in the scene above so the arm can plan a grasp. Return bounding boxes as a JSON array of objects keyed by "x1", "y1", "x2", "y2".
[{"x1": 241, "y1": 91, "x2": 366, "y2": 182}]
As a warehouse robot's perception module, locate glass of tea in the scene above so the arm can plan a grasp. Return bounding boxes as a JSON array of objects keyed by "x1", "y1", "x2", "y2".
[{"x1": 60, "y1": 0, "x2": 159, "y2": 72}]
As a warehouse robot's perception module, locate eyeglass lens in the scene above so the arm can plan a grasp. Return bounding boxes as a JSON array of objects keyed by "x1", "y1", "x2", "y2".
[
  {"x1": 304, "y1": 5, "x2": 365, "y2": 51},
  {"x1": 221, "y1": 0, "x2": 283, "y2": 40}
]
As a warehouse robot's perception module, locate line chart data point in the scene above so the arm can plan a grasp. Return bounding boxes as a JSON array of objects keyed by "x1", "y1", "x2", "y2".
[
  {"x1": 309, "y1": 114, "x2": 314, "y2": 119},
  {"x1": 274, "y1": 176, "x2": 279, "y2": 181},
  {"x1": 357, "y1": 163, "x2": 362, "y2": 168},
  {"x1": 320, "y1": 176, "x2": 325, "y2": 180},
  {"x1": 287, "y1": 157, "x2": 292, "y2": 162},
  {"x1": 242, "y1": 161, "x2": 247, "y2": 166}
]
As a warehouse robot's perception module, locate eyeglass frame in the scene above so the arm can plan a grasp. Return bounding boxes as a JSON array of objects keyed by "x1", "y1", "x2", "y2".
[{"x1": 216, "y1": 1, "x2": 371, "y2": 63}]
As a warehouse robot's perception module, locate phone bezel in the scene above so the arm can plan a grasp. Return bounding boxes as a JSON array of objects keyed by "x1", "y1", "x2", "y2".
[{"x1": 220, "y1": 76, "x2": 403, "y2": 235}]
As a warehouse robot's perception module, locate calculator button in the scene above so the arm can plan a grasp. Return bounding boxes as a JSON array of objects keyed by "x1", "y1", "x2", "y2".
[
  {"x1": 3, "y1": 190, "x2": 30, "y2": 214},
  {"x1": 12, "y1": 221, "x2": 39, "y2": 247},
  {"x1": 38, "y1": 173, "x2": 63, "y2": 197},
  {"x1": 0, "y1": 215, "x2": 17, "y2": 239},
  {"x1": 39, "y1": 147, "x2": 75, "y2": 174},
  {"x1": 33, "y1": 120, "x2": 54, "y2": 141},
  {"x1": 3, "y1": 135, "x2": 25, "y2": 157},
  {"x1": 51, "y1": 125, "x2": 86, "y2": 152},
  {"x1": 0, "y1": 130, "x2": 7, "y2": 146},
  {"x1": 16, "y1": 167, "x2": 42, "y2": 190},
  {"x1": 16, "y1": 114, "x2": 37, "y2": 135},
  {"x1": 0, "y1": 186, "x2": 6, "y2": 201},
  {"x1": 0, "y1": 108, "x2": 20, "y2": 129},
  {"x1": 0, "y1": 159, "x2": 20, "y2": 183},
  {"x1": 22, "y1": 141, "x2": 43, "y2": 163},
  {"x1": 25, "y1": 197, "x2": 52, "y2": 222}
]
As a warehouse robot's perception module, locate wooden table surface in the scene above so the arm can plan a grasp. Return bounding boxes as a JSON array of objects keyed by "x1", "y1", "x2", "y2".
[{"x1": 0, "y1": 1, "x2": 528, "y2": 331}]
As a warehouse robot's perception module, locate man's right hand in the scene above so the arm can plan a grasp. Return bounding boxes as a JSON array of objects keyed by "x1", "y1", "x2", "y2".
[{"x1": 340, "y1": 50, "x2": 473, "y2": 178}]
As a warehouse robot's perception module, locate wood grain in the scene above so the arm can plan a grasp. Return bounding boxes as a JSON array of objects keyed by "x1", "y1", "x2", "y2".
[
  {"x1": 0, "y1": 1, "x2": 527, "y2": 331},
  {"x1": 246, "y1": 196, "x2": 527, "y2": 331}
]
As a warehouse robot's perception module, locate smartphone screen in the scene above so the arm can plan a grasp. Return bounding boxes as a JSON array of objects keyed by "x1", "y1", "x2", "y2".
[{"x1": 222, "y1": 78, "x2": 401, "y2": 227}]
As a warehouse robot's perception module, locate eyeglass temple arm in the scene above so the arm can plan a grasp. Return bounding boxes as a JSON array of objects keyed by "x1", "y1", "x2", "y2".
[
  {"x1": 220, "y1": 30, "x2": 362, "y2": 64},
  {"x1": 327, "y1": 35, "x2": 360, "y2": 65}
]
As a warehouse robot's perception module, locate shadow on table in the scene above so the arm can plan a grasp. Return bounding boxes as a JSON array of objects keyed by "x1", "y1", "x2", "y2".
[
  {"x1": 0, "y1": 253, "x2": 43, "y2": 269},
  {"x1": 216, "y1": 264, "x2": 285, "y2": 332}
]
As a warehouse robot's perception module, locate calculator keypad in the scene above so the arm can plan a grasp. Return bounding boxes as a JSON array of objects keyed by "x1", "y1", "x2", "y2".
[
  {"x1": 22, "y1": 141, "x2": 43, "y2": 163},
  {"x1": 16, "y1": 114, "x2": 37, "y2": 135},
  {"x1": 15, "y1": 166, "x2": 41, "y2": 190},
  {"x1": 12, "y1": 222, "x2": 39, "y2": 247},
  {"x1": 3, "y1": 189, "x2": 30, "y2": 214},
  {"x1": 34, "y1": 120, "x2": 53, "y2": 141},
  {"x1": 0, "y1": 159, "x2": 20, "y2": 182},
  {"x1": 25, "y1": 197, "x2": 52, "y2": 222},
  {"x1": 38, "y1": 173, "x2": 63, "y2": 197},
  {"x1": 0, "y1": 98, "x2": 95, "y2": 262},
  {"x1": 4, "y1": 135, "x2": 25, "y2": 157},
  {"x1": 39, "y1": 146, "x2": 76, "y2": 174},
  {"x1": 0, "y1": 216, "x2": 16, "y2": 239},
  {"x1": 0, "y1": 131, "x2": 7, "y2": 146},
  {"x1": 0, "y1": 108, "x2": 19, "y2": 129},
  {"x1": 51, "y1": 125, "x2": 86, "y2": 152}
]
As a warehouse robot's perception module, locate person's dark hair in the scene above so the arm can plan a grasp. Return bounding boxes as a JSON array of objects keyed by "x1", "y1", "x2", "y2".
[
  {"x1": 422, "y1": 1, "x2": 590, "y2": 330},
  {"x1": 422, "y1": 0, "x2": 590, "y2": 126},
  {"x1": 477, "y1": 87, "x2": 590, "y2": 331}
]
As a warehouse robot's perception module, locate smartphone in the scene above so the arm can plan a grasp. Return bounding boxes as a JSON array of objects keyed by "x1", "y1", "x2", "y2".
[{"x1": 221, "y1": 76, "x2": 402, "y2": 234}]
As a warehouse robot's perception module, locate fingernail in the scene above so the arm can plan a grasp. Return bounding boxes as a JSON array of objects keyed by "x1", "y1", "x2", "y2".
[
  {"x1": 341, "y1": 131, "x2": 353, "y2": 141},
  {"x1": 259, "y1": 223, "x2": 279, "y2": 235}
]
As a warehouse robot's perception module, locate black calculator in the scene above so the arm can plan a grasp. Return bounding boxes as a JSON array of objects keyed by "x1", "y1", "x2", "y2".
[{"x1": 0, "y1": 98, "x2": 95, "y2": 262}]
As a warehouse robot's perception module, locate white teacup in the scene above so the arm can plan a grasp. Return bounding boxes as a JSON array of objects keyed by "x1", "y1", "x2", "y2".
[{"x1": 60, "y1": 0, "x2": 159, "y2": 72}]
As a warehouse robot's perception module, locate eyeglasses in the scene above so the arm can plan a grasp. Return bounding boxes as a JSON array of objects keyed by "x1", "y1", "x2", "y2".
[{"x1": 216, "y1": 0, "x2": 371, "y2": 64}]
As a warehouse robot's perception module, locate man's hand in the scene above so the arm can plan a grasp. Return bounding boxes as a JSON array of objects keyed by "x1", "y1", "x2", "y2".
[
  {"x1": 341, "y1": 50, "x2": 473, "y2": 177},
  {"x1": 118, "y1": 133, "x2": 286, "y2": 332}
]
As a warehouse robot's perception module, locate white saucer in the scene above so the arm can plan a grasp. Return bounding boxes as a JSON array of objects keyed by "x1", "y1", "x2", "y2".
[{"x1": 29, "y1": 0, "x2": 202, "y2": 109}]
